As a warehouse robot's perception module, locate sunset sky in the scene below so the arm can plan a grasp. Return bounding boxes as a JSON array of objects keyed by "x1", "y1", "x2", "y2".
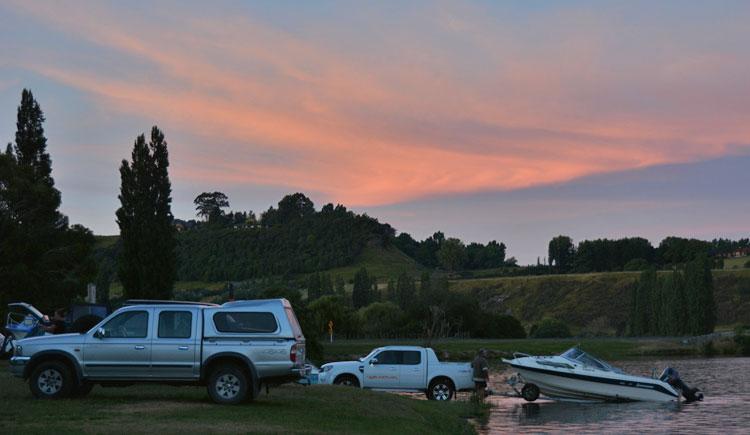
[{"x1": 1, "y1": 0, "x2": 749, "y2": 263}]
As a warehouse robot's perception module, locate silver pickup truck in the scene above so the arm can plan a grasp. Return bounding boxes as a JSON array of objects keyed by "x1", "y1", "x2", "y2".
[{"x1": 9, "y1": 299, "x2": 306, "y2": 404}]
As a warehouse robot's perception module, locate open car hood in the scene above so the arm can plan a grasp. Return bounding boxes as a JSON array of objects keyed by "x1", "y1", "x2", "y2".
[{"x1": 7, "y1": 302, "x2": 45, "y2": 320}]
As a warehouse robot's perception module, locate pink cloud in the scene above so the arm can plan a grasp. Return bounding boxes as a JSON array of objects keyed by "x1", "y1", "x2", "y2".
[{"x1": 5, "y1": 1, "x2": 750, "y2": 207}]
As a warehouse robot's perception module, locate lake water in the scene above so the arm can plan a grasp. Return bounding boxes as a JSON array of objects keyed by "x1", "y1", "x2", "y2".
[{"x1": 479, "y1": 357, "x2": 750, "y2": 434}]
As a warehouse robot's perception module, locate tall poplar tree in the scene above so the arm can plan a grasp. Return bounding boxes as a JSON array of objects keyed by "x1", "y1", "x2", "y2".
[
  {"x1": 1, "y1": 89, "x2": 94, "y2": 308},
  {"x1": 352, "y1": 267, "x2": 370, "y2": 309},
  {"x1": 116, "y1": 126, "x2": 176, "y2": 299}
]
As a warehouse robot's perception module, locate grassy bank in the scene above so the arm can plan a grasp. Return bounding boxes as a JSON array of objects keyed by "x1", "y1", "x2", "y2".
[
  {"x1": 450, "y1": 269, "x2": 750, "y2": 332},
  {"x1": 0, "y1": 362, "x2": 480, "y2": 434},
  {"x1": 322, "y1": 336, "x2": 735, "y2": 365}
]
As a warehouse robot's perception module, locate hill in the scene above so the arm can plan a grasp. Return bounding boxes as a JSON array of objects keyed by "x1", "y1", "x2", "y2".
[
  {"x1": 323, "y1": 242, "x2": 425, "y2": 282},
  {"x1": 450, "y1": 269, "x2": 750, "y2": 332}
]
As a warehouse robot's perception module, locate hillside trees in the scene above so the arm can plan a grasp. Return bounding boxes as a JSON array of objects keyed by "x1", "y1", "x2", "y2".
[
  {"x1": 173, "y1": 195, "x2": 394, "y2": 281},
  {"x1": 548, "y1": 235, "x2": 575, "y2": 272},
  {"x1": 0, "y1": 89, "x2": 95, "y2": 309},
  {"x1": 628, "y1": 257, "x2": 715, "y2": 336},
  {"x1": 466, "y1": 240, "x2": 506, "y2": 269},
  {"x1": 394, "y1": 232, "x2": 509, "y2": 271},
  {"x1": 658, "y1": 237, "x2": 712, "y2": 265},
  {"x1": 395, "y1": 272, "x2": 416, "y2": 310},
  {"x1": 116, "y1": 126, "x2": 176, "y2": 299},
  {"x1": 352, "y1": 267, "x2": 371, "y2": 309},
  {"x1": 194, "y1": 191, "x2": 229, "y2": 223},
  {"x1": 437, "y1": 238, "x2": 467, "y2": 271}
]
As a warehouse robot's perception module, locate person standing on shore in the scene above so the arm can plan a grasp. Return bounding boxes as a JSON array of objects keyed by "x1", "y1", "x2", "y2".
[{"x1": 472, "y1": 349, "x2": 490, "y2": 401}]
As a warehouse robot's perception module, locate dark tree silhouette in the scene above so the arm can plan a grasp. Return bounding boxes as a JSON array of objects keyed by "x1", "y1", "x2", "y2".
[
  {"x1": 548, "y1": 235, "x2": 575, "y2": 272},
  {"x1": 116, "y1": 126, "x2": 176, "y2": 300},
  {"x1": 0, "y1": 89, "x2": 95, "y2": 309},
  {"x1": 194, "y1": 191, "x2": 230, "y2": 223}
]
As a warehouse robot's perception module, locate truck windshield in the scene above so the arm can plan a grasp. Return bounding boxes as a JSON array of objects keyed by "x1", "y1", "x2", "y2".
[{"x1": 359, "y1": 348, "x2": 382, "y2": 362}]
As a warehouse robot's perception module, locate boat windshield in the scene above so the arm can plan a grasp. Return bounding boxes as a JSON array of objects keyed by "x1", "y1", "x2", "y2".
[{"x1": 560, "y1": 348, "x2": 622, "y2": 372}]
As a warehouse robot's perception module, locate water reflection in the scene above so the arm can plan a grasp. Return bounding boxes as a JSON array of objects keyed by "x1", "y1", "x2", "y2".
[{"x1": 479, "y1": 357, "x2": 750, "y2": 434}]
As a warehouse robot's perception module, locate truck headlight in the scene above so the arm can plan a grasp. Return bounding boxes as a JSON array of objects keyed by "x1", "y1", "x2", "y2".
[
  {"x1": 322, "y1": 365, "x2": 333, "y2": 372},
  {"x1": 14, "y1": 344, "x2": 22, "y2": 356}
]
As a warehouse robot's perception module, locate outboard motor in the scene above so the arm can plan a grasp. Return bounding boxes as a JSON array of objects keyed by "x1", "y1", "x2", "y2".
[{"x1": 660, "y1": 367, "x2": 704, "y2": 402}]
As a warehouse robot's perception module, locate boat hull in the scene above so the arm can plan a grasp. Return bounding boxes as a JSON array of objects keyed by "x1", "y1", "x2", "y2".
[{"x1": 511, "y1": 364, "x2": 680, "y2": 402}]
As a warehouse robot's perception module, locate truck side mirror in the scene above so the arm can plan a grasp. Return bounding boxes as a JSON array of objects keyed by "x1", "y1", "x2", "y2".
[
  {"x1": 370, "y1": 358, "x2": 378, "y2": 366},
  {"x1": 93, "y1": 327, "x2": 106, "y2": 339}
]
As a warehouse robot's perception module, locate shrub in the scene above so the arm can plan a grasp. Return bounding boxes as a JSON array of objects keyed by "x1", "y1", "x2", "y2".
[
  {"x1": 623, "y1": 258, "x2": 650, "y2": 271},
  {"x1": 358, "y1": 302, "x2": 405, "y2": 338},
  {"x1": 531, "y1": 318, "x2": 572, "y2": 338},
  {"x1": 734, "y1": 325, "x2": 750, "y2": 356},
  {"x1": 473, "y1": 313, "x2": 526, "y2": 339},
  {"x1": 579, "y1": 316, "x2": 615, "y2": 337},
  {"x1": 744, "y1": 260, "x2": 750, "y2": 269},
  {"x1": 701, "y1": 340, "x2": 716, "y2": 357}
]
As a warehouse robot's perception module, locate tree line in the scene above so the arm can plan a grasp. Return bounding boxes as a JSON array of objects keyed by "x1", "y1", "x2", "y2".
[
  {"x1": 628, "y1": 255, "x2": 716, "y2": 336},
  {"x1": 547, "y1": 235, "x2": 737, "y2": 274},
  {"x1": 393, "y1": 232, "x2": 512, "y2": 271},
  {"x1": 306, "y1": 268, "x2": 526, "y2": 341}
]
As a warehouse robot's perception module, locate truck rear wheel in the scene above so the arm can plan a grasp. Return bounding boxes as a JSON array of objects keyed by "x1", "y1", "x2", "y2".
[
  {"x1": 207, "y1": 364, "x2": 249, "y2": 405},
  {"x1": 427, "y1": 378, "x2": 455, "y2": 401},
  {"x1": 29, "y1": 361, "x2": 74, "y2": 399}
]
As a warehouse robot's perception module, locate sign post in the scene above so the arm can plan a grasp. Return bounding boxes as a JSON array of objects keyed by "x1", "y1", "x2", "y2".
[
  {"x1": 86, "y1": 283, "x2": 97, "y2": 303},
  {"x1": 328, "y1": 320, "x2": 334, "y2": 343}
]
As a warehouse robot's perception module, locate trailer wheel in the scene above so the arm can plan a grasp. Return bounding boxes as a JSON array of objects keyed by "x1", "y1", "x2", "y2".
[{"x1": 522, "y1": 383, "x2": 540, "y2": 402}]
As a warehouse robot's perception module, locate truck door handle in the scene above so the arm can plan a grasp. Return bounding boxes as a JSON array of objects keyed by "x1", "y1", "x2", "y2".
[
  {"x1": 178, "y1": 346, "x2": 189, "y2": 350},
  {"x1": 134, "y1": 345, "x2": 145, "y2": 350}
]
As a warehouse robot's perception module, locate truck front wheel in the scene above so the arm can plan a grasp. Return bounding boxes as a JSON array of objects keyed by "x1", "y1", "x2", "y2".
[
  {"x1": 333, "y1": 374, "x2": 360, "y2": 387},
  {"x1": 29, "y1": 361, "x2": 74, "y2": 399},
  {"x1": 427, "y1": 378, "x2": 455, "y2": 401},
  {"x1": 207, "y1": 364, "x2": 249, "y2": 405}
]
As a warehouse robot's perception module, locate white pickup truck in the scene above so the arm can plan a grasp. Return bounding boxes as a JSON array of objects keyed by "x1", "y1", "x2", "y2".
[{"x1": 317, "y1": 346, "x2": 474, "y2": 401}]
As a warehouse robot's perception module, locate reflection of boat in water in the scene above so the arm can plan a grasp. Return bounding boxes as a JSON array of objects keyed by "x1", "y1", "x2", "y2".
[{"x1": 503, "y1": 347, "x2": 703, "y2": 403}]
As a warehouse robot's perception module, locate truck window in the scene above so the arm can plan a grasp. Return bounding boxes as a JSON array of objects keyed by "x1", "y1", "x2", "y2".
[
  {"x1": 101, "y1": 311, "x2": 148, "y2": 338},
  {"x1": 402, "y1": 351, "x2": 421, "y2": 365},
  {"x1": 285, "y1": 307, "x2": 303, "y2": 339},
  {"x1": 375, "y1": 351, "x2": 400, "y2": 364},
  {"x1": 158, "y1": 311, "x2": 192, "y2": 338},
  {"x1": 213, "y1": 312, "x2": 277, "y2": 333}
]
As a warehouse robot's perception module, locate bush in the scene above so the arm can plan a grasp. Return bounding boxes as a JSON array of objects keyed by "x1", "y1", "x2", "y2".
[
  {"x1": 623, "y1": 258, "x2": 650, "y2": 271},
  {"x1": 744, "y1": 260, "x2": 750, "y2": 269},
  {"x1": 530, "y1": 318, "x2": 572, "y2": 338},
  {"x1": 579, "y1": 316, "x2": 615, "y2": 337},
  {"x1": 358, "y1": 302, "x2": 405, "y2": 338},
  {"x1": 473, "y1": 313, "x2": 526, "y2": 339},
  {"x1": 308, "y1": 295, "x2": 358, "y2": 338},
  {"x1": 734, "y1": 325, "x2": 750, "y2": 356}
]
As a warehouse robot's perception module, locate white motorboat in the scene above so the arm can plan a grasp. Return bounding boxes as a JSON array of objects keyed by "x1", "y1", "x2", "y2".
[{"x1": 503, "y1": 347, "x2": 702, "y2": 403}]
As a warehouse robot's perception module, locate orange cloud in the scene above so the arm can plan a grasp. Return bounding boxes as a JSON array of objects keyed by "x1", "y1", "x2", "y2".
[{"x1": 5, "y1": 1, "x2": 750, "y2": 206}]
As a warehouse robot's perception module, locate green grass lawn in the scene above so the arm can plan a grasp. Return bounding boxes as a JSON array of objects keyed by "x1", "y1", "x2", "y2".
[
  {"x1": 723, "y1": 256, "x2": 750, "y2": 270},
  {"x1": 0, "y1": 361, "x2": 479, "y2": 434}
]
